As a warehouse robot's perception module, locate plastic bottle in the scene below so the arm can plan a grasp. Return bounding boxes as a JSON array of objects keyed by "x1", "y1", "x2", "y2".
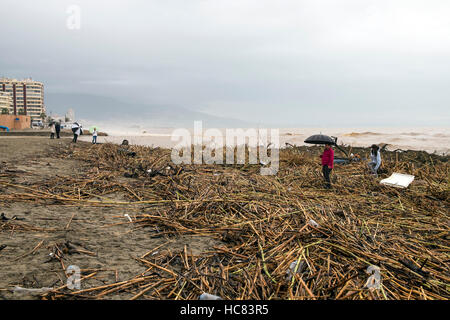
[{"x1": 199, "y1": 293, "x2": 222, "y2": 300}]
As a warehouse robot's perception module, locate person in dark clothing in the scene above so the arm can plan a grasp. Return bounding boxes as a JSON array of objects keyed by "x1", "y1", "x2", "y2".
[
  {"x1": 72, "y1": 123, "x2": 78, "y2": 143},
  {"x1": 320, "y1": 144, "x2": 334, "y2": 189},
  {"x1": 72, "y1": 123, "x2": 81, "y2": 143},
  {"x1": 55, "y1": 121, "x2": 61, "y2": 139},
  {"x1": 368, "y1": 144, "x2": 382, "y2": 176}
]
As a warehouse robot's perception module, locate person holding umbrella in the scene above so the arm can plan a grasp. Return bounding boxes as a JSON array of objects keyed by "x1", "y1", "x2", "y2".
[
  {"x1": 304, "y1": 134, "x2": 341, "y2": 189},
  {"x1": 320, "y1": 143, "x2": 334, "y2": 189},
  {"x1": 71, "y1": 122, "x2": 82, "y2": 143}
]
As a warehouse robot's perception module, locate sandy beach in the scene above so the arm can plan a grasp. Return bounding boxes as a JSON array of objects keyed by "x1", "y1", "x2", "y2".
[
  {"x1": 0, "y1": 135, "x2": 448, "y2": 300},
  {"x1": 0, "y1": 137, "x2": 221, "y2": 299}
]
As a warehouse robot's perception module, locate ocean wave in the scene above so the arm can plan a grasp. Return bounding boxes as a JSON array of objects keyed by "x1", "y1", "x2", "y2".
[{"x1": 342, "y1": 132, "x2": 383, "y2": 137}]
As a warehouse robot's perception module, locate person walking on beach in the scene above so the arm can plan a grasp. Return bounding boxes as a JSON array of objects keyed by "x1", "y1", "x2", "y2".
[
  {"x1": 320, "y1": 144, "x2": 334, "y2": 189},
  {"x1": 368, "y1": 144, "x2": 382, "y2": 176},
  {"x1": 55, "y1": 121, "x2": 61, "y2": 139},
  {"x1": 72, "y1": 122, "x2": 82, "y2": 143},
  {"x1": 92, "y1": 128, "x2": 98, "y2": 144},
  {"x1": 50, "y1": 122, "x2": 55, "y2": 139}
]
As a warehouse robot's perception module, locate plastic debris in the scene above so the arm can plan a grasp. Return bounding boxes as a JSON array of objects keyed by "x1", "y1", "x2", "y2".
[
  {"x1": 380, "y1": 173, "x2": 415, "y2": 188},
  {"x1": 308, "y1": 219, "x2": 319, "y2": 228},
  {"x1": 124, "y1": 214, "x2": 132, "y2": 222},
  {"x1": 286, "y1": 260, "x2": 306, "y2": 281},
  {"x1": 199, "y1": 293, "x2": 222, "y2": 300}
]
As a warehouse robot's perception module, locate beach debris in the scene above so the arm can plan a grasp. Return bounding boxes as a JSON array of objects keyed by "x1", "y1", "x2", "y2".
[
  {"x1": 0, "y1": 244, "x2": 6, "y2": 251},
  {"x1": 147, "y1": 169, "x2": 159, "y2": 177},
  {"x1": 121, "y1": 139, "x2": 129, "y2": 146},
  {"x1": 124, "y1": 172, "x2": 138, "y2": 178},
  {"x1": 286, "y1": 260, "x2": 307, "y2": 281},
  {"x1": 0, "y1": 142, "x2": 448, "y2": 300},
  {"x1": 285, "y1": 142, "x2": 297, "y2": 149},
  {"x1": 46, "y1": 241, "x2": 95, "y2": 258},
  {"x1": 118, "y1": 148, "x2": 137, "y2": 157},
  {"x1": 199, "y1": 293, "x2": 222, "y2": 300},
  {"x1": 124, "y1": 214, "x2": 133, "y2": 222},
  {"x1": 380, "y1": 173, "x2": 415, "y2": 188},
  {"x1": 398, "y1": 258, "x2": 430, "y2": 278},
  {"x1": 164, "y1": 165, "x2": 174, "y2": 175},
  {"x1": 45, "y1": 251, "x2": 61, "y2": 263},
  {"x1": 0, "y1": 213, "x2": 24, "y2": 221},
  {"x1": 308, "y1": 219, "x2": 319, "y2": 228},
  {"x1": 334, "y1": 158, "x2": 350, "y2": 165}
]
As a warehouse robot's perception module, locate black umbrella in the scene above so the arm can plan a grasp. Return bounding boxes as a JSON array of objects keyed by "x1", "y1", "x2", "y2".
[
  {"x1": 304, "y1": 134, "x2": 337, "y2": 145},
  {"x1": 304, "y1": 134, "x2": 348, "y2": 157},
  {"x1": 71, "y1": 122, "x2": 80, "y2": 133}
]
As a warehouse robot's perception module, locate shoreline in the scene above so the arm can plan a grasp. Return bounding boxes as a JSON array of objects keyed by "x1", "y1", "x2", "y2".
[
  {"x1": 79, "y1": 131, "x2": 450, "y2": 155},
  {"x1": 3, "y1": 126, "x2": 448, "y2": 155}
]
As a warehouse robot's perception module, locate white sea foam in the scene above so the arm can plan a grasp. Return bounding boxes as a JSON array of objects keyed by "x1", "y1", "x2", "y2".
[{"x1": 79, "y1": 126, "x2": 450, "y2": 155}]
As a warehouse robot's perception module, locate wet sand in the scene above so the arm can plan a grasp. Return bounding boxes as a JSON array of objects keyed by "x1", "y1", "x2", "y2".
[{"x1": 0, "y1": 137, "x2": 221, "y2": 299}]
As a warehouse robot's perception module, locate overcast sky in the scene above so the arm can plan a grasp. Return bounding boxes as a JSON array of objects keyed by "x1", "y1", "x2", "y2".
[{"x1": 1, "y1": 0, "x2": 449, "y2": 127}]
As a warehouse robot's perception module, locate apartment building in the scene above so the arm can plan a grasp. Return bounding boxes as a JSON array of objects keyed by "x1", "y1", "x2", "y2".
[
  {"x1": 0, "y1": 78, "x2": 45, "y2": 123},
  {"x1": 0, "y1": 91, "x2": 13, "y2": 114}
]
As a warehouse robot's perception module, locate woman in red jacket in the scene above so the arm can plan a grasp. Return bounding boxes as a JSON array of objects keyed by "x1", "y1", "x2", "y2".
[{"x1": 320, "y1": 144, "x2": 334, "y2": 189}]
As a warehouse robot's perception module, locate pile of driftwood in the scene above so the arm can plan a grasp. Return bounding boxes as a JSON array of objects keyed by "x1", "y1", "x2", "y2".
[{"x1": 1, "y1": 142, "x2": 448, "y2": 300}]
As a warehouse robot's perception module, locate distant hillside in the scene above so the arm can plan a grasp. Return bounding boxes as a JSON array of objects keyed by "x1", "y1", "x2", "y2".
[{"x1": 45, "y1": 93, "x2": 255, "y2": 128}]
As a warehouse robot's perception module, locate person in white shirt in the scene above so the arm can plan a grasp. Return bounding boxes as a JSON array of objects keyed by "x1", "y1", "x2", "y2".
[
  {"x1": 72, "y1": 123, "x2": 82, "y2": 143},
  {"x1": 71, "y1": 123, "x2": 79, "y2": 143},
  {"x1": 92, "y1": 128, "x2": 98, "y2": 144},
  {"x1": 368, "y1": 144, "x2": 382, "y2": 176},
  {"x1": 50, "y1": 122, "x2": 55, "y2": 139}
]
